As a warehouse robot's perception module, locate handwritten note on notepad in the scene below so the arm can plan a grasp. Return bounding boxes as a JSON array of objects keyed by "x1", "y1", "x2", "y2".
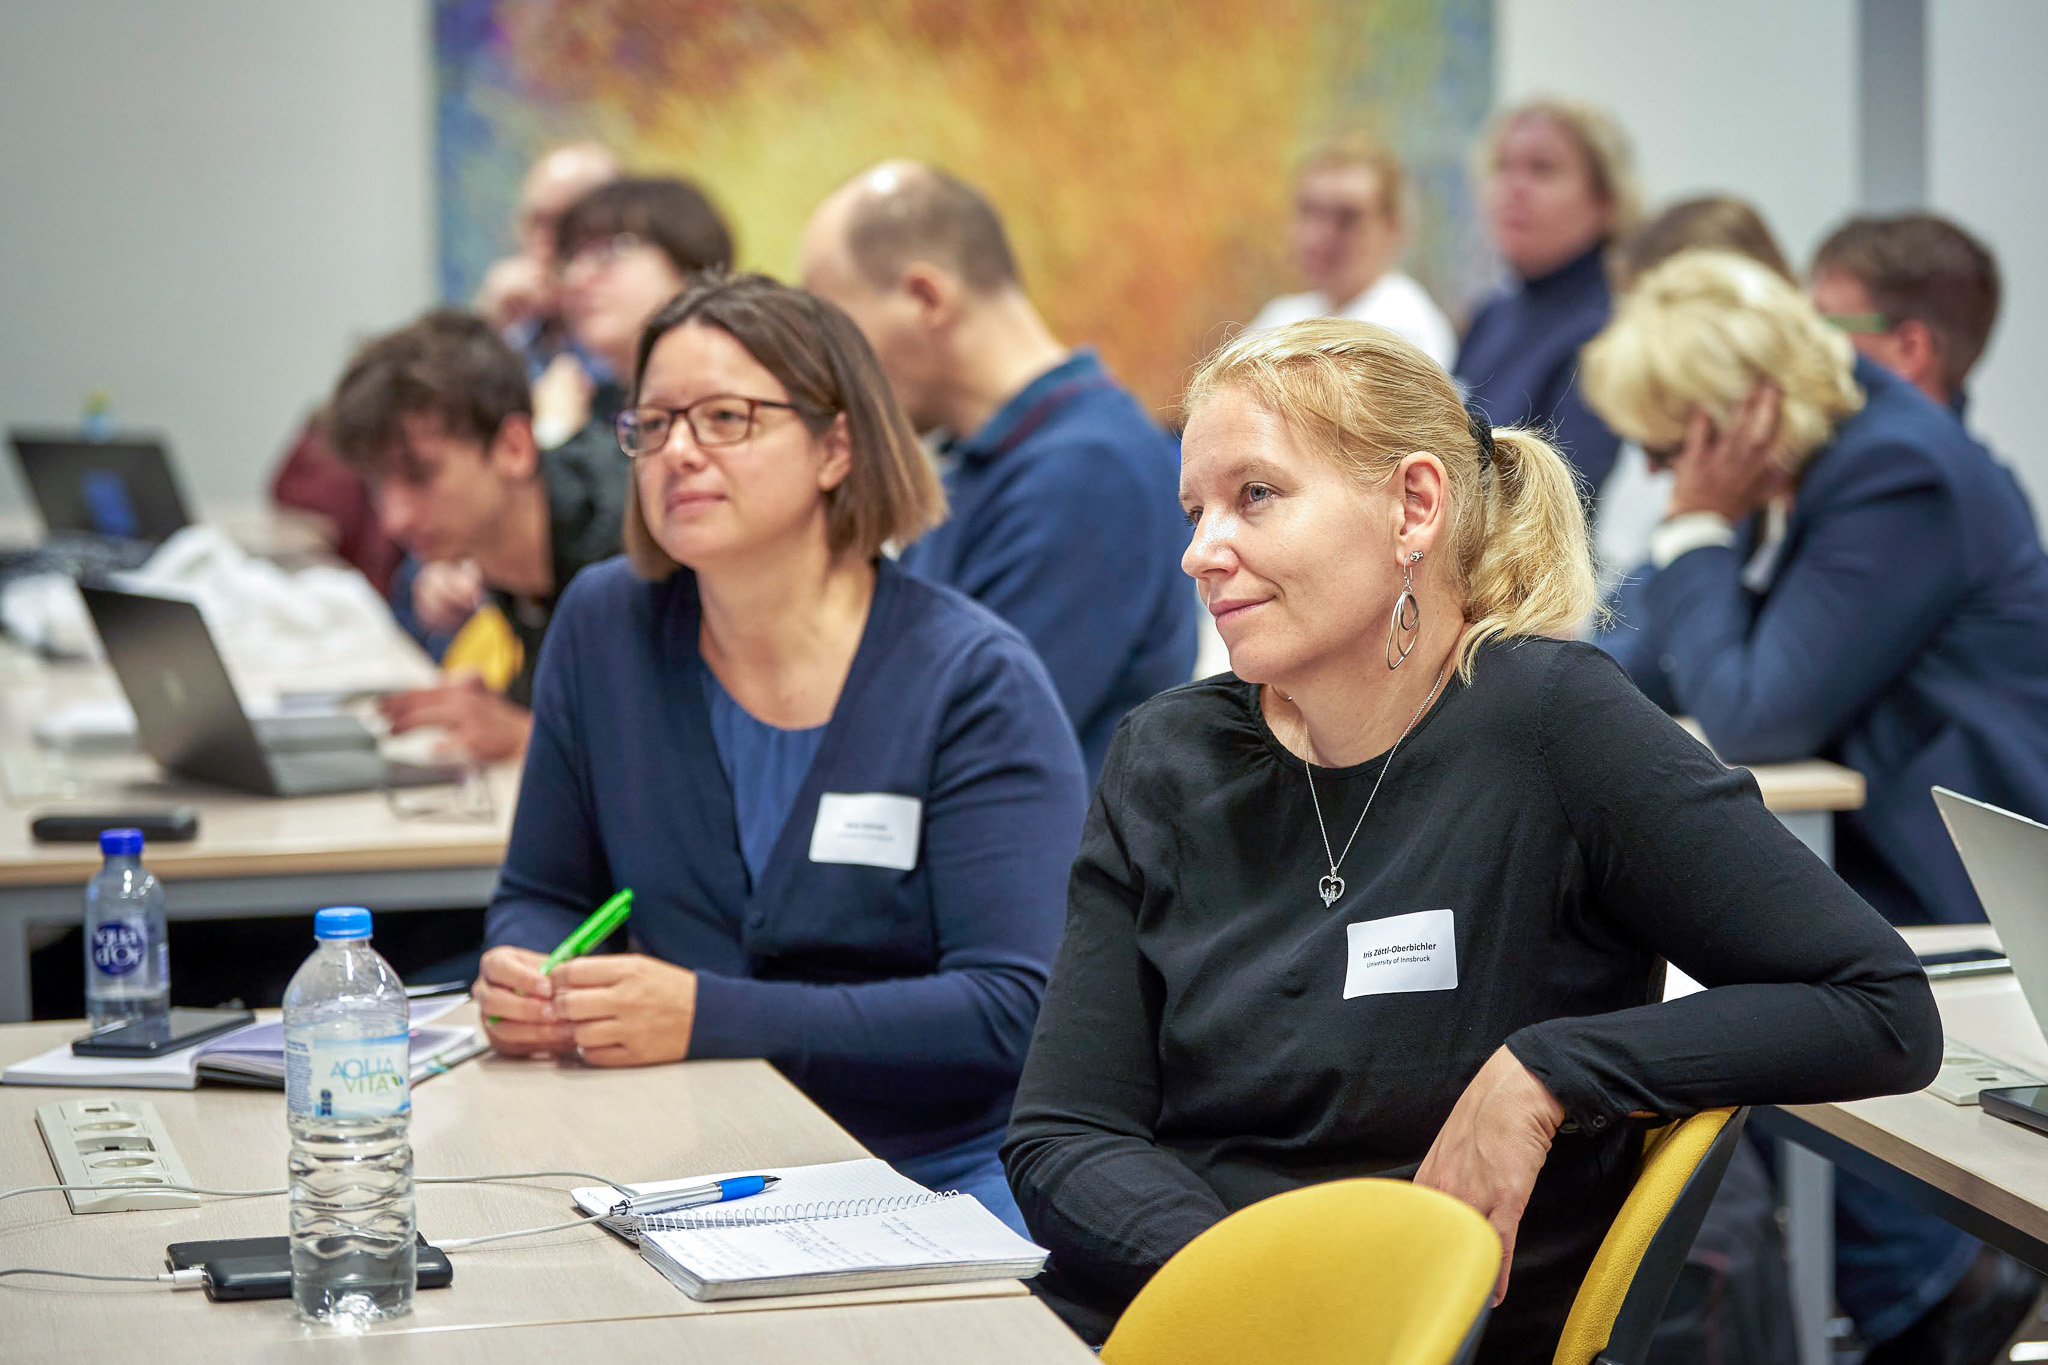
[{"x1": 569, "y1": 1158, "x2": 1046, "y2": 1300}]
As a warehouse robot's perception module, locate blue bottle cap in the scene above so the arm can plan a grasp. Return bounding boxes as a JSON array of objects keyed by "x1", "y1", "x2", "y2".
[
  {"x1": 99, "y1": 828, "x2": 143, "y2": 857},
  {"x1": 313, "y1": 906, "x2": 373, "y2": 940}
]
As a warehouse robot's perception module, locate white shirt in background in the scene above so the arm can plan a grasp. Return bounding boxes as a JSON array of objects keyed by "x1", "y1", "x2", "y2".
[{"x1": 1246, "y1": 271, "x2": 1458, "y2": 370}]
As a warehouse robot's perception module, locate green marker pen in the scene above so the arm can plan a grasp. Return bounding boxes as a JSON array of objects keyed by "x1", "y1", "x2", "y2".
[{"x1": 487, "y1": 888, "x2": 633, "y2": 1024}]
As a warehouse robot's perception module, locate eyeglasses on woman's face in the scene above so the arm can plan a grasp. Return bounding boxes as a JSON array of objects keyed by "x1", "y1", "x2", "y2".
[
  {"x1": 562, "y1": 232, "x2": 648, "y2": 278},
  {"x1": 615, "y1": 394, "x2": 803, "y2": 458}
]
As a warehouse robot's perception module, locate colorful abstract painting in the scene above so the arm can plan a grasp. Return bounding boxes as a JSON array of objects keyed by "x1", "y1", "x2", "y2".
[{"x1": 435, "y1": 0, "x2": 1493, "y2": 410}]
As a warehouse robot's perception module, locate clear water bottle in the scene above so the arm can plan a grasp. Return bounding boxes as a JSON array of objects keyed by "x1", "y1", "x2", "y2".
[
  {"x1": 83, "y1": 828, "x2": 168, "y2": 1033},
  {"x1": 284, "y1": 907, "x2": 415, "y2": 1325}
]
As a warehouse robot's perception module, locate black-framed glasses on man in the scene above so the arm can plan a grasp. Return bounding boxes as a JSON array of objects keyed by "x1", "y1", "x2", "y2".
[{"x1": 615, "y1": 395, "x2": 802, "y2": 458}]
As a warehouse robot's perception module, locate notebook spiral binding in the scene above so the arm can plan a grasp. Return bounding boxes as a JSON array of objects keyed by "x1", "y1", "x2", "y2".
[{"x1": 637, "y1": 1189, "x2": 961, "y2": 1233}]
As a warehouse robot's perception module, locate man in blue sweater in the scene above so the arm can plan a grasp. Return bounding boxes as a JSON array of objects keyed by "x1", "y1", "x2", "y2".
[{"x1": 800, "y1": 162, "x2": 1196, "y2": 782}]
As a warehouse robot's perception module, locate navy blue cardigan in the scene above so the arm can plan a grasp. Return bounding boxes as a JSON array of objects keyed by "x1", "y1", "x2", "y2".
[
  {"x1": 1455, "y1": 243, "x2": 1622, "y2": 493},
  {"x1": 486, "y1": 557, "x2": 1089, "y2": 1158},
  {"x1": 1600, "y1": 360, "x2": 2048, "y2": 923}
]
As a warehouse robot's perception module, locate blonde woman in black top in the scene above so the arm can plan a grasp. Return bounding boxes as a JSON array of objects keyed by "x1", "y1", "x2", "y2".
[{"x1": 1001, "y1": 319, "x2": 1941, "y2": 1364}]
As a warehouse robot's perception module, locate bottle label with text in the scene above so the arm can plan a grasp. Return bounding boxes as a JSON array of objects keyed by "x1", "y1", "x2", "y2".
[{"x1": 286, "y1": 1032, "x2": 412, "y2": 1118}]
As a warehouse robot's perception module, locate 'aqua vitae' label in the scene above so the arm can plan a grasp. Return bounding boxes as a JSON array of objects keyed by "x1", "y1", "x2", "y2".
[{"x1": 286, "y1": 1032, "x2": 411, "y2": 1118}]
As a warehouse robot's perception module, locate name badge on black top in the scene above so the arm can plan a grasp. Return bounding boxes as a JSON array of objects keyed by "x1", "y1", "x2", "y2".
[
  {"x1": 809, "y1": 793, "x2": 922, "y2": 871},
  {"x1": 1343, "y1": 909, "x2": 1458, "y2": 998}
]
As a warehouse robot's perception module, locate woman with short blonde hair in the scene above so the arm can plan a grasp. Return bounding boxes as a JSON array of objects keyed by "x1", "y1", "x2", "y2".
[
  {"x1": 1456, "y1": 98, "x2": 1639, "y2": 494},
  {"x1": 1004, "y1": 317, "x2": 1940, "y2": 1363},
  {"x1": 1585, "y1": 249, "x2": 1861, "y2": 470},
  {"x1": 1584, "y1": 248, "x2": 2048, "y2": 933}
]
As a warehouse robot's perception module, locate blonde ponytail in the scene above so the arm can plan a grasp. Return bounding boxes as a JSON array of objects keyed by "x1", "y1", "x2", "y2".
[
  {"x1": 1184, "y1": 319, "x2": 1597, "y2": 680},
  {"x1": 1455, "y1": 427, "x2": 1598, "y2": 677}
]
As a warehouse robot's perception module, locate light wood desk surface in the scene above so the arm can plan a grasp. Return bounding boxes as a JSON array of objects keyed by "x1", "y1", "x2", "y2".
[
  {"x1": 0, "y1": 1006, "x2": 1083, "y2": 1363},
  {"x1": 0, "y1": 615, "x2": 513, "y2": 1021},
  {"x1": 1770, "y1": 924, "x2": 2048, "y2": 1267}
]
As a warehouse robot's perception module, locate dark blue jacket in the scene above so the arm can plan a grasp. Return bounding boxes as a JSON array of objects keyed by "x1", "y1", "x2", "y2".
[
  {"x1": 1600, "y1": 360, "x2": 2048, "y2": 923},
  {"x1": 898, "y1": 351, "x2": 1196, "y2": 783},
  {"x1": 486, "y1": 557, "x2": 1089, "y2": 1159},
  {"x1": 1455, "y1": 243, "x2": 1622, "y2": 493}
]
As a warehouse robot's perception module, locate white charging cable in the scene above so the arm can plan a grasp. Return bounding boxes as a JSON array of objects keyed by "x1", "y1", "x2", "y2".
[{"x1": 0, "y1": 1168, "x2": 636, "y2": 1286}]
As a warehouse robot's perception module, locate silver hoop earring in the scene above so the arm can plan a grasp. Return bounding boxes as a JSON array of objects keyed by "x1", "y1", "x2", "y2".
[{"x1": 1386, "y1": 550, "x2": 1423, "y2": 671}]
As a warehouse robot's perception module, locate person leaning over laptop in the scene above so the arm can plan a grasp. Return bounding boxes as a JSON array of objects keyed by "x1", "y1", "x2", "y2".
[
  {"x1": 323, "y1": 310, "x2": 628, "y2": 762},
  {"x1": 1000, "y1": 319, "x2": 1941, "y2": 1364},
  {"x1": 473, "y1": 274, "x2": 1086, "y2": 1235}
]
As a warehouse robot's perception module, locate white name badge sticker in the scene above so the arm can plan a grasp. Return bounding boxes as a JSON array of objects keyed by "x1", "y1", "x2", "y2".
[
  {"x1": 1343, "y1": 908, "x2": 1458, "y2": 999},
  {"x1": 809, "y1": 793, "x2": 923, "y2": 871}
]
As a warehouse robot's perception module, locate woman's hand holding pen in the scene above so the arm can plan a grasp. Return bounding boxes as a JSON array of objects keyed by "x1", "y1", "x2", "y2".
[
  {"x1": 474, "y1": 946, "x2": 573, "y2": 1056},
  {"x1": 550, "y1": 954, "x2": 698, "y2": 1067},
  {"x1": 1413, "y1": 1045, "x2": 1567, "y2": 1307}
]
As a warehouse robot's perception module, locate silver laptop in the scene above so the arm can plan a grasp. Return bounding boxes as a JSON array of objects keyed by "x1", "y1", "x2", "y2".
[
  {"x1": 1933, "y1": 787, "x2": 2048, "y2": 1025},
  {"x1": 79, "y1": 582, "x2": 463, "y2": 798}
]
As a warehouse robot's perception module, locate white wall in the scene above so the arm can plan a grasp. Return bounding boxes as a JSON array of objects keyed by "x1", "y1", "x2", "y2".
[
  {"x1": 0, "y1": 0, "x2": 435, "y2": 516},
  {"x1": 1497, "y1": 0, "x2": 2048, "y2": 515},
  {"x1": 1927, "y1": 0, "x2": 2048, "y2": 509},
  {"x1": 1496, "y1": 0, "x2": 1860, "y2": 269}
]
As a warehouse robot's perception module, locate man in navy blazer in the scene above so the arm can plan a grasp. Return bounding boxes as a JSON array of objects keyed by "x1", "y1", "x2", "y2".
[{"x1": 1583, "y1": 252, "x2": 2048, "y2": 929}]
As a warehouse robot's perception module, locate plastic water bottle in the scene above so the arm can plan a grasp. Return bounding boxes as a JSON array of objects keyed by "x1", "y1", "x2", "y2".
[
  {"x1": 284, "y1": 907, "x2": 415, "y2": 1325},
  {"x1": 83, "y1": 828, "x2": 168, "y2": 1033}
]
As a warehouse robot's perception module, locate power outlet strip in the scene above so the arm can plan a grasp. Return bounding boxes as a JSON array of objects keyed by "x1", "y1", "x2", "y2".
[
  {"x1": 1929, "y1": 1039, "x2": 2046, "y2": 1106},
  {"x1": 35, "y1": 1096, "x2": 199, "y2": 1213}
]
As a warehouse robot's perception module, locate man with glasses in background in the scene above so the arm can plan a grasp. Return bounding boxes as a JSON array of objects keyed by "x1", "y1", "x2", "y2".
[{"x1": 1810, "y1": 213, "x2": 2031, "y2": 514}]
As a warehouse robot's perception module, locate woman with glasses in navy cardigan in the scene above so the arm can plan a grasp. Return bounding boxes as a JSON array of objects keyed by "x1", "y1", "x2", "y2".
[{"x1": 472, "y1": 274, "x2": 1087, "y2": 1232}]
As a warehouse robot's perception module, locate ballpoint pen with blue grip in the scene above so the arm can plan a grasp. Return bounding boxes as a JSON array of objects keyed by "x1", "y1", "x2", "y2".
[{"x1": 609, "y1": 1174, "x2": 781, "y2": 1219}]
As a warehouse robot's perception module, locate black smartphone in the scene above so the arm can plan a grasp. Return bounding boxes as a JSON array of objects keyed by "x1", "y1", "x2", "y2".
[
  {"x1": 31, "y1": 808, "x2": 199, "y2": 843},
  {"x1": 166, "y1": 1234, "x2": 452, "y2": 1302},
  {"x1": 71, "y1": 1006, "x2": 254, "y2": 1058},
  {"x1": 1979, "y1": 1085, "x2": 2048, "y2": 1138}
]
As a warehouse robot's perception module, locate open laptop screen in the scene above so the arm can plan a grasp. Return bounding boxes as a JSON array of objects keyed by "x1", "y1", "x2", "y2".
[{"x1": 8, "y1": 431, "x2": 194, "y2": 544}]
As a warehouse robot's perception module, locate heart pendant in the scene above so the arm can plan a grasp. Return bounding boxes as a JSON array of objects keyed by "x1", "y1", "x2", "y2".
[{"x1": 1318, "y1": 873, "x2": 1345, "y2": 907}]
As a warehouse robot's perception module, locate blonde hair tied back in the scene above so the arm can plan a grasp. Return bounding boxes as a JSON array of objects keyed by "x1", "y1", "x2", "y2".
[
  {"x1": 1183, "y1": 319, "x2": 1597, "y2": 680},
  {"x1": 1581, "y1": 248, "x2": 1865, "y2": 469}
]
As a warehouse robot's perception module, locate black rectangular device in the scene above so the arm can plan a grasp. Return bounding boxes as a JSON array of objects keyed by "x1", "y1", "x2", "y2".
[
  {"x1": 30, "y1": 807, "x2": 200, "y2": 844},
  {"x1": 71, "y1": 1006, "x2": 254, "y2": 1058},
  {"x1": 7, "y1": 430, "x2": 194, "y2": 544},
  {"x1": 165, "y1": 1235, "x2": 453, "y2": 1302},
  {"x1": 1979, "y1": 1085, "x2": 2048, "y2": 1138}
]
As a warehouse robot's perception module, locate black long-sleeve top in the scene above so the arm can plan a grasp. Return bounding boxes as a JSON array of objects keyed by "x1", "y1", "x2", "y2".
[{"x1": 1002, "y1": 638, "x2": 1941, "y2": 1364}]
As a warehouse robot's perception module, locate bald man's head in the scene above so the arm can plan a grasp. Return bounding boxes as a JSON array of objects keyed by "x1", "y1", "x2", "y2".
[
  {"x1": 803, "y1": 162, "x2": 1051, "y2": 434},
  {"x1": 519, "y1": 142, "x2": 620, "y2": 266},
  {"x1": 830, "y1": 161, "x2": 1020, "y2": 296}
]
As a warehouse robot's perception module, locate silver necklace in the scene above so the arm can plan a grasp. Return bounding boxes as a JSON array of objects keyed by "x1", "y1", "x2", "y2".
[{"x1": 1301, "y1": 655, "x2": 1451, "y2": 908}]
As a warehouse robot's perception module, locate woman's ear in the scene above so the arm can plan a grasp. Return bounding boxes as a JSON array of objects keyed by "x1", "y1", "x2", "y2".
[
  {"x1": 1395, "y1": 451, "x2": 1448, "y2": 555},
  {"x1": 816, "y1": 413, "x2": 854, "y2": 493}
]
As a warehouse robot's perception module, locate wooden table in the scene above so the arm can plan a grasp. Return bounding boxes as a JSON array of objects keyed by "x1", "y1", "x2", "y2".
[
  {"x1": 0, "y1": 1007, "x2": 1091, "y2": 1363},
  {"x1": 0, "y1": 592, "x2": 515, "y2": 1022},
  {"x1": 1747, "y1": 924, "x2": 2048, "y2": 1364}
]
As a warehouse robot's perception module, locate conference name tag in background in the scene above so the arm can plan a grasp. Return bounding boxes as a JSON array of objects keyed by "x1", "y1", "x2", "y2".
[
  {"x1": 1344, "y1": 908, "x2": 1458, "y2": 998},
  {"x1": 810, "y1": 793, "x2": 922, "y2": 871}
]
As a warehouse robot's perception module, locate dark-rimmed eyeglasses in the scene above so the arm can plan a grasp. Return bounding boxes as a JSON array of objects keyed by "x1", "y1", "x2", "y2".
[
  {"x1": 615, "y1": 395, "x2": 802, "y2": 458},
  {"x1": 1822, "y1": 311, "x2": 1891, "y2": 336}
]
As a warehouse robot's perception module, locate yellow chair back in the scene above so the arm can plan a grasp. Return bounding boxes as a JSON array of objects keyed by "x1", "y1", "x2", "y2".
[
  {"x1": 441, "y1": 603, "x2": 523, "y2": 693},
  {"x1": 1101, "y1": 1177, "x2": 1501, "y2": 1365},
  {"x1": 1554, "y1": 1107, "x2": 1749, "y2": 1365}
]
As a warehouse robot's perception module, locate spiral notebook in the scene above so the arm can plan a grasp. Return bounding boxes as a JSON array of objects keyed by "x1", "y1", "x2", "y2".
[{"x1": 570, "y1": 1158, "x2": 1047, "y2": 1301}]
